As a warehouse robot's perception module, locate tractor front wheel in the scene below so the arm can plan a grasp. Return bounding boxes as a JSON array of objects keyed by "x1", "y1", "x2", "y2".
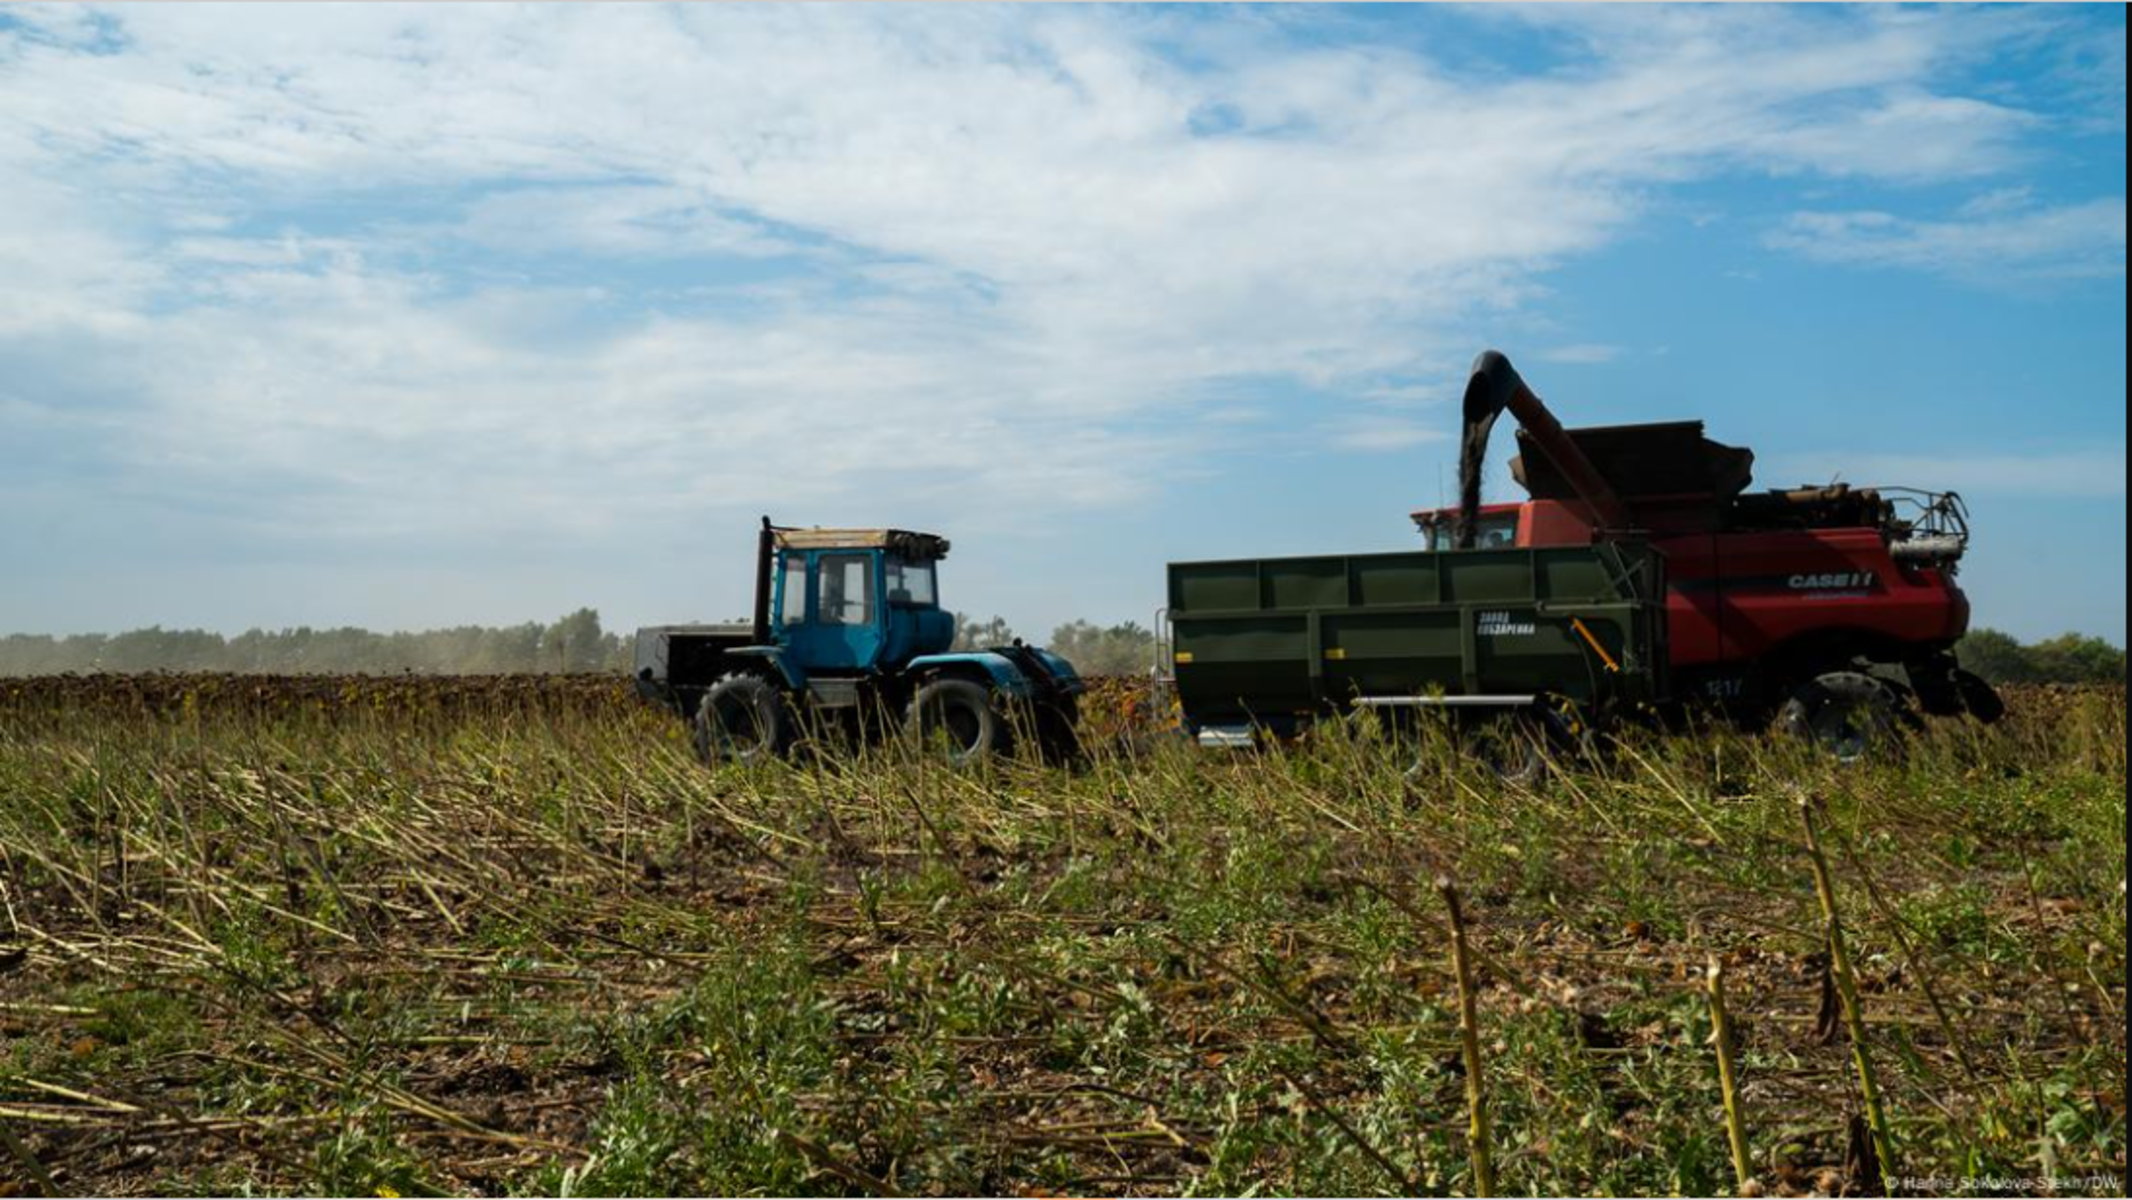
[
  {"x1": 695, "y1": 673, "x2": 793, "y2": 766},
  {"x1": 1777, "y1": 671, "x2": 1907, "y2": 762},
  {"x1": 907, "y1": 678, "x2": 1013, "y2": 765}
]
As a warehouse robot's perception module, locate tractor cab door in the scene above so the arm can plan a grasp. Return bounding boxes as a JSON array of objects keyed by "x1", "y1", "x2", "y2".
[{"x1": 779, "y1": 550, "x2": 885, "y2": 674}]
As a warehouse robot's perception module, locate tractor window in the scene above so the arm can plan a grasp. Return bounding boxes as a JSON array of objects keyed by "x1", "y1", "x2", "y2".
[
  {"x1": 780, "y1": 556, "x2": 808, "y2": 626},
  {"x1": 885, "y1": 559, "x2": 936, "y2": 606},
  {"x1": 817, "y1": 554, "x2": 872, "y2": 626}
]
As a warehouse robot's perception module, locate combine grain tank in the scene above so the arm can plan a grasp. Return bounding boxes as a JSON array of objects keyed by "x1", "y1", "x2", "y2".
[{"x1": 1166, "y1": 540, "x2": 1668, "y2": 747}]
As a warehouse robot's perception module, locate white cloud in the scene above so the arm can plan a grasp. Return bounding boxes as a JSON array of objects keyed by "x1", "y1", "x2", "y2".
[
  {"x1": 0, "y1": 3, "x2": 2111, "y2": 568},
  {"x1": 1763, "y1": 446, "x2": 2128, "y2": 499},
  {"x1": 1769, "y1": 196, "x2": 2126, "y2": 283},
  {"x1": 449, "y1": 185, "x2": 795, "y2": 261},
  {"x1": 1535, "y1": 343, "x2": 1624, "y2": 366},
  {"x1": 1325, "y1": 418, "x2": 1448, "y2": 453}
]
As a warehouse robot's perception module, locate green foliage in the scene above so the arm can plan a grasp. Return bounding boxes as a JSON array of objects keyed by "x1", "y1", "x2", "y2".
[
  {"x1": 1048, "y1": 618, "x2": 1158, "y2": 676},
  {"x1": 310, "y1": 1115, "x2": 434, "y2": 1199},
  {"x1": 544, "y1": 608, "x2": 612, "y2": 674},
  {"x1": 1958, "y1": 627, "x2": 2125, "y2": 684},
  {"x1": 949, "y1": 612, "x2": 1018, "y2": 650}
]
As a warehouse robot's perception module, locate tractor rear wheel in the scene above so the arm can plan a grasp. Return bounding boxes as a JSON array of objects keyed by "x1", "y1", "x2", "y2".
[
  {"x1": 907, "y1": 678, "x2": 1013, "y2": 765},
  {"x1": 1777, "y1": 671, "x2": 1906, "y2": 762},
  {"x1": 694, "y1": 673, "x2": 793, "y2": 766},
  {"x1": 1035, "y1": 695, "x2": 1083, "y2": 764}
]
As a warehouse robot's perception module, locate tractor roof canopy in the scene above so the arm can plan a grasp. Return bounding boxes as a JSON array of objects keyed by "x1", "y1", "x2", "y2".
[{"x1": 772, "y1": 527, "x2": 951, "y2": 560}]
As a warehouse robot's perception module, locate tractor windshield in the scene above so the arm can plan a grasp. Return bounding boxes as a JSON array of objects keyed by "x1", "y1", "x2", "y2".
[{"x1": 886, "y1": 558, "x2": 937, "y2": 607}]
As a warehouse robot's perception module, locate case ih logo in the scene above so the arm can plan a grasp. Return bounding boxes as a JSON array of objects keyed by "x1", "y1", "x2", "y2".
[{"x1": 1788, "y1": 571, "x2": 1876, "y2": 591}]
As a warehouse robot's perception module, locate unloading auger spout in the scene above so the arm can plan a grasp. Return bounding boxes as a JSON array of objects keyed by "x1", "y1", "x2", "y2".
[{"x1": 1454, "y1": 350, "x2": 1630, "y2": 549}]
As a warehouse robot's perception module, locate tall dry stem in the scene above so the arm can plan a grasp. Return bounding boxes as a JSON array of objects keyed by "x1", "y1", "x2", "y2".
[
  {"x1": 1438, "y1": 874, "x2": 1496, "y2": 1198},
  {"x1": 1707, "y1": 954, "x2": 1754, "y2": 1193},
  {"x1": 1799, "y1": 796, "x2": 1897, "y2": 1187}
]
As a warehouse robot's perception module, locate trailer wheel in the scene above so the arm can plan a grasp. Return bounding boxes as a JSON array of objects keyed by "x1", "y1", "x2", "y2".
[
  {"x1": 1777, "y1": 671, "x2": 1905, "y2": 762},
  {"x1": 1470, "y1": 711, "x2": 1551, "y2": 787},
  {"x1": 907, "y1": 678, "x2": 1013, "y2": 765},
  {"x1": 694, "y1": 673, "x2": 792, "y2": 766}
]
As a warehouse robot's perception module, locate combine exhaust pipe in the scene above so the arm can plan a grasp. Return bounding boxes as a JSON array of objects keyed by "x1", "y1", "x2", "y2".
[
  {"x1": 1456, "y1": 350, "x2": 1630, "y2": 548},
  {"x1": 753, "y1": 515, "x2": 776, "y2": 645}
]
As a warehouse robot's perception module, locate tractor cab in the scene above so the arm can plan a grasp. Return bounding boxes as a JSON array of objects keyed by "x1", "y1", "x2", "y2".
[{"x1": 769, "y1": 527, "x2": 956, "y2": 675}]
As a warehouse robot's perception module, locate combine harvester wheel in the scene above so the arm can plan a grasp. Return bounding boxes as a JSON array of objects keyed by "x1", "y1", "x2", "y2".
[{"x1": 1777, "y1": 671, "x2": 1909, "y2": 762}]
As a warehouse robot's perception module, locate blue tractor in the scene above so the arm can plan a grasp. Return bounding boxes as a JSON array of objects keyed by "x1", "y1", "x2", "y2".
[{"x1": 633, "y1": 519, "x2": 1084, "y2": 765}]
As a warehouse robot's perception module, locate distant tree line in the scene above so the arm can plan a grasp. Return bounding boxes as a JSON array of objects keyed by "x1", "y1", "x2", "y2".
[
  {"x1": 1044, "y1": 619, "x2": 1160, "y2": 676},
  {"x1": 951, "y1": 615, "x2": 1159, "y2": 676},
  {"x1": 0, "y1": 610, "x2": 1169, "y2": 678},
  {"x1": 1, "y1": 613, "x2": 2116, "y2": 685},
  {"x1": 1956, "y1": 628, "x2": 2125, "y2": 686},
  {"x1": 0, "y1": 609, "x2": 627, "y2": 675}
]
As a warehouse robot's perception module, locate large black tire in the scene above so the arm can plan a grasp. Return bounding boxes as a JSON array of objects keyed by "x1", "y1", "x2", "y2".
[
  {"x1": 1455, "y1": 698, "x2": 1589, "y2": 787},
  {"x1": 1468, "y1": 710, "x2": 1550, "y2": 787},
  {"x1": 694, "y1": 673, "x2": 793, "y2": 766},
  {"x1": 1777, "y1": 671, "x2": 1906, "y2": 762},
  {"x1": 1954, "y1": 668, "x2": 2007, "y2": 724},
  {"x1": 906, "y1": 678, "x2": 1013, "y2": 765},
  {"x1": 1036, "y1": 695, "x2": 1083, "y2": 764}
]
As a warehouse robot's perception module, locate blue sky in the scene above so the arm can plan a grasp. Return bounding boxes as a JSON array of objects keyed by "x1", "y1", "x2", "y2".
[{"x1": 1, "y1": 3, "x2": 2124, "y2": 643}]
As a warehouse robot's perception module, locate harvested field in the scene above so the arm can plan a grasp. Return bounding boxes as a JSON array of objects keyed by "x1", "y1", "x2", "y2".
[
  {"x1": 0, "y1": 673, "x2": 638, "y2": 726},
  {"x1": 0, "y1": 676, "x2": 2124, "y2": 1196}
]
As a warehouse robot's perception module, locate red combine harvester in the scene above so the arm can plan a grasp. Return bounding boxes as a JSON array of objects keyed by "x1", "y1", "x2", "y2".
[{"x1": 1410, "y1": 351, "x2": 2003, "y2": 754}]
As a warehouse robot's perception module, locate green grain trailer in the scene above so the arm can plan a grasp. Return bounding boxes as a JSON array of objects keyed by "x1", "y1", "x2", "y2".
[{"x1": 1166, "y1": 540, "x2": 1669, "y2": 750}]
